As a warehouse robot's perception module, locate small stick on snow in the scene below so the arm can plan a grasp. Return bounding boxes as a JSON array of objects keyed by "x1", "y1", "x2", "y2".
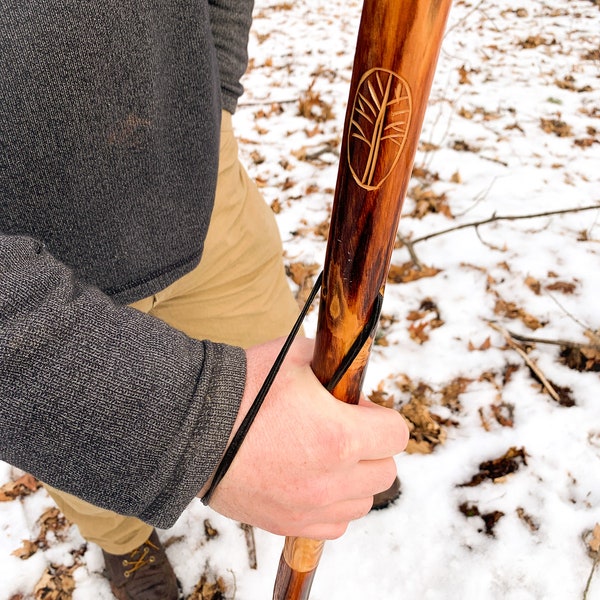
[
  {"x1": 240, "y1": 523, "x2": 257, "y2": 570},
  {"x1": 488, "y1": 322, "x2": 562, "y2": 404}
]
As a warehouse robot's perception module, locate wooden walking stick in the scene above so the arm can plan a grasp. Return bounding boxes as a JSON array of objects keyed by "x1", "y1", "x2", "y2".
[{"x1": 272, "y1": 0, "x2": 453, "y2": 598}]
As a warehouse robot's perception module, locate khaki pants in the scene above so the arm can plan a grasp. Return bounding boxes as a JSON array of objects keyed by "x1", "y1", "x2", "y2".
[{"x1": 44, "y1": 111, "x2": 299, "y2": 555}]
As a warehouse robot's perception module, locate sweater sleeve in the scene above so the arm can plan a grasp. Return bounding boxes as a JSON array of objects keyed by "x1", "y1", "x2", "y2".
[
  {"x1": 208, "y1": 0, "x2": 255, "y2": 113},
  {"x1": 0, "y1": 234, "x2": 246, "y2": 528}
]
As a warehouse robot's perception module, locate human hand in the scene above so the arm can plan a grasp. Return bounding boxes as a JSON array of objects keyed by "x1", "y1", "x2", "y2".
[{"x1": 200, "y1": 336, "x2": 409, "y2": 539}]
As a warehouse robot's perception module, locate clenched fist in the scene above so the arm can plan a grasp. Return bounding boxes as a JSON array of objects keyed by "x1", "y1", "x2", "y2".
[{"x1": 200, "y1": 336, "x2": 409, "y2": 539}]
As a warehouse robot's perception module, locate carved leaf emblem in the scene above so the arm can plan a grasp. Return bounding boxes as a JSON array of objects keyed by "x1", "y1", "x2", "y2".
[{"x1": 348, "y1": 68, "x2": 412, "y2": 190}]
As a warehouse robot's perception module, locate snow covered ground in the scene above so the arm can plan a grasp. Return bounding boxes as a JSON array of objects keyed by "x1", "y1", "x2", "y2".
[{"x1": 1, "y1": 0, "x2": 599, "y2": 598}]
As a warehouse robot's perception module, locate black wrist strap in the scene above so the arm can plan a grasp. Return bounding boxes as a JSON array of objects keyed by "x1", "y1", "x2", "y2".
[{"x1": 201, "y1": 272, "x2": 383, "y2": 505}]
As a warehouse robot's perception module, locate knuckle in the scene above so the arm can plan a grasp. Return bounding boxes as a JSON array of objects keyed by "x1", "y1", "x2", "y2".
[
  {"x1": 304, "y1": 477, "x2": 331, "y2": 508},
  {"x1": 381, "y1": 458, "x2": 398, "y2": 488},
  {"x1": 395, "y1": 412, "x2": 411, "y2": 451},
  {"x1": 351, "y1": 497, "x2": 373, "y2": 522},
  {"x1": 317, "y1": 419, "x2": 353, "y2": 465},
  {"x1": 325, "y1": 522, "x2": 349, "y2": 540},
  {"x1": 331, "y1": 421, "x2": 357, "y2": 464}
]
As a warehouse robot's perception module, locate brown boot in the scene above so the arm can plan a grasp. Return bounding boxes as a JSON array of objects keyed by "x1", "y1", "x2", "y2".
[
  {"x1": 371, "y1": 476, "x2": 401, "y2": 511},
  {"x1": 102, "y1": 530, "x2": 180, "y2": 600}
]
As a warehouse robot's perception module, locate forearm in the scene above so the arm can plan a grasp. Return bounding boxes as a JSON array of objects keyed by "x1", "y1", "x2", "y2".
[{"x1": 0, "y1": 235, "x2": 246, "y2": 528}]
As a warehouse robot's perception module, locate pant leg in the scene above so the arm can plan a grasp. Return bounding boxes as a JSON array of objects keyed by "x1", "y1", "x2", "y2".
[
  {"x1": 44, "y1": 110, "x2": 299, "y2": 553},
  {"x1": 143, "y1": 110, "x2": 299, "y2": 347}
]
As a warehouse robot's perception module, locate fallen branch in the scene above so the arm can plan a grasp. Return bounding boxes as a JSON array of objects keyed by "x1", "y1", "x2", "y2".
[
  {"x1": 239, "y1": 523, "x2": 257, "y2": 570},
  {"x1": 406, "y1": 203, "x2": 600, "y2": 246},
  {"x1": 397, "y1": 234, "x2": 424, "y2": 269},
  {"x1": 488, "y1": 322, "x2": 562, "y2": 404},
  {"x1": 583, "y1": 555, "x2": 599, "y2": 600},
  {"x1": 505, "y1": 329, "x2": 600, "y2": 351}
]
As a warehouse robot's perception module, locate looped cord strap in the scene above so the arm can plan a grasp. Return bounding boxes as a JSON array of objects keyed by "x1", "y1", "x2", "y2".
[{"x1": 201, "y1": 272, "x2": 383, "y2": 505}]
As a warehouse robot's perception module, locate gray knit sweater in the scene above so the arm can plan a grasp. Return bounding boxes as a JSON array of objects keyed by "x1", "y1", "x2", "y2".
[{"x1": 0, "y1": 1, "x2": 254, "y2": 528}]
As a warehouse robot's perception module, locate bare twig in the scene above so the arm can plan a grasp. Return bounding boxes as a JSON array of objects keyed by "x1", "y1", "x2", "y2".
[
  {"x1": 408, "y1": 204, "x2": 600, "y2": 245},
  {"x1": 505, "y1": 330, "x2": 600, "y2": 351},
  {"x1": 546, "y1": 291, "x2": 594, "y2": 333},
  {"x1": 444, "y1": 0, "x2": 487, "y2": 37},
  {"x1": 397, "y1": 234, "x2": 423, "y2": 268},
  {"x1": 479, "y1": 154, "x2": 509, "y2": 166},
  {"x1": 304, "y1": 143, "x2": 339, "y2": 161},
  {"x1": 454, "y1": 177, "x2": 498, "y2": 217},
  {"x1": 474, "y1": 225, "x2": 506, "y2": 251},
  {"x1": 583, "y1": 555, "x2": 599, "y2": 600},
  {"x1": 488, "y1": 322, "x2": 562, "y2": 404},
  {"x1": 238, "y1": 97, "x2": 298, "y2": 107},
  {"x1": 239, "y1": 523, "x2": 257, "y2": 570}
]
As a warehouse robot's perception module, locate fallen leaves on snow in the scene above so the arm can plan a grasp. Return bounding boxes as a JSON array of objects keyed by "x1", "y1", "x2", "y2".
[
  {"x1": 458, "y1": 446, "x2": 528, "y2": 487},
  {"x1": 0, "y1": 473, "x2": 41, "y2": 501}
]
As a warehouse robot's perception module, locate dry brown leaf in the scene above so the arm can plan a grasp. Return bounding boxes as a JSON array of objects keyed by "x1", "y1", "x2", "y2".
[
  {"x1": 286, "y1": 261, "x2": 319, "y2": 287},
  {"x1": 411, "y1": 165, "x2": 440, "y2": 182},
  {"x1": 452, "y1": 139, "x2": 480, "y2": 153},
  {"x1": 574, "y1": 137, "x2": 597, "y2": 148},
  {"x1": 560, "y1": 342, "x2": 600, "y2": 372},
  {"x1": 298, "y1": 82, "x2": 333, "y2": 123},
  {"x1": 369, "y1": 382, "x2": 395, "y2": 409},
  {"x1": 34, "y1": 564, "x2": 77, "y2": 600},
  {"x1": 388, "y1": 262, "x2": 441, "y2": 284},
  {"x1": 400, "y1": 394, "x2": 447, "y2": 454},
  {"x1": 408, "y1": 185, "x2": 454, "y2": 219},
  {"x1": 374, "y1": 333, "x2": 389, "y2": 347},
  {"x1": 521, "y1": 312, "x2": 543, "y2": 330},
  {"x1": 458, "y1": 447, "x2": 528, "y2": 487},
  {"x1": 516, "y1": 507, "x2": 540, "y2": 532},
  {"x1": 286, "y1": 261, "x2": 320, "y2": 309},
  {"x1": 440, "y1": 377, "x2": 471, "y2": 412},
  {"x1": 419, "y1": 141, "x2": 440, "y2": 153},
  {"x1": 405, "y1": 439, "x2": 436, "y2": 454},
  {"x1": 281, "y1": 177, "x2": 295, "y2": 191},
  {"x1": 407, "y1": 185, "x2": 453, "y2": 219},
  {"x1": 292, "y1": 218, "x2": 330, "y2": 240},
  {"x1": 478, "y1": 407, "x2": 491, "y2": 431},
  {"x1": 458, "y1": 107, "x2": 474, "y2": 119},
  {"x1": 520, "y1": 35, "x2": 555, "y2": 48},
  {"x1": 545, "y1": 280, "x2": 577, "y2": 294},
  {"x1": 589, "y1": 523, "x2": 600, "y2": 554},
  {"x1": 203, "y1": 519, "x2": 219, "y2": 540},
  {"x1": 12, "y1": 539, "x2": 39, "y2": 560},
  {"x1": 493, "y1": 298, "x2": 543, "y2": 330},
  {"x1": 458, "y1": 502, "x2": 505, "y2": 537},
  {"x1": 188, "y1": 574, "x2": 228, "y2": 600},
  {"x1": 0, "y1": 473, "x2": 41, "y2": 502},
  {"x1": 468, "y1": 336, "x2": 491, "y2": 351},
  {"x1": 36, "y1": 508, "x2": 69, "y2": 549},
  {"x1": 249, "y1": 150, "x2": 265, "y2": 165},
  {"x1": 270, "y1": 198, "x2": 282, "y2": 214},
  {"x1": 540, "y1": 118, "x2": 573, "y2": 137},
  {"x1": 524, "y1": 276, "x2": 541, "y2": 295},
  {"x1": 458, "y1": 64, "x2": 472, "y2": 85},
  {"x1": 408, "y1": 321, "x2": 430, "y2": 344},
  {"x1": 491, "y1": 402, "x2": 515, "y2": 427}
]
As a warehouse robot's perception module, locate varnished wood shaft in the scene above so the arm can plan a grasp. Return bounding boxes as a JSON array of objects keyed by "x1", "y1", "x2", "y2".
[
  {"x1": 274, "y1": 1, "x2": 452, "y2": 598},
  {"x1": 272, "y1": 538, "x2": 324, "y2": 600},
  {"x1": 313, "y1": 0, "x2": 453, "y2": 398}
]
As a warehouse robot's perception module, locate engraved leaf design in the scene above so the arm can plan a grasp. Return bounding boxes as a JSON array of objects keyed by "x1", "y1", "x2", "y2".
[{"x1": 348, "y1": 68, "x2": 412, "y2": 190}]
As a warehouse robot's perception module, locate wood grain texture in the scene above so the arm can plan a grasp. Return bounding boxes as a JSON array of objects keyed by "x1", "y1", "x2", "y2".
[
  {"x1": 273, "y1": 1, "x2": 452, "y2": 598},
  {"x1": 272, "y1": 538, "x2": 325, "y2": 600},
  {"x1": 312, "y1": 0, "x2": 453, "y2": 401}
]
